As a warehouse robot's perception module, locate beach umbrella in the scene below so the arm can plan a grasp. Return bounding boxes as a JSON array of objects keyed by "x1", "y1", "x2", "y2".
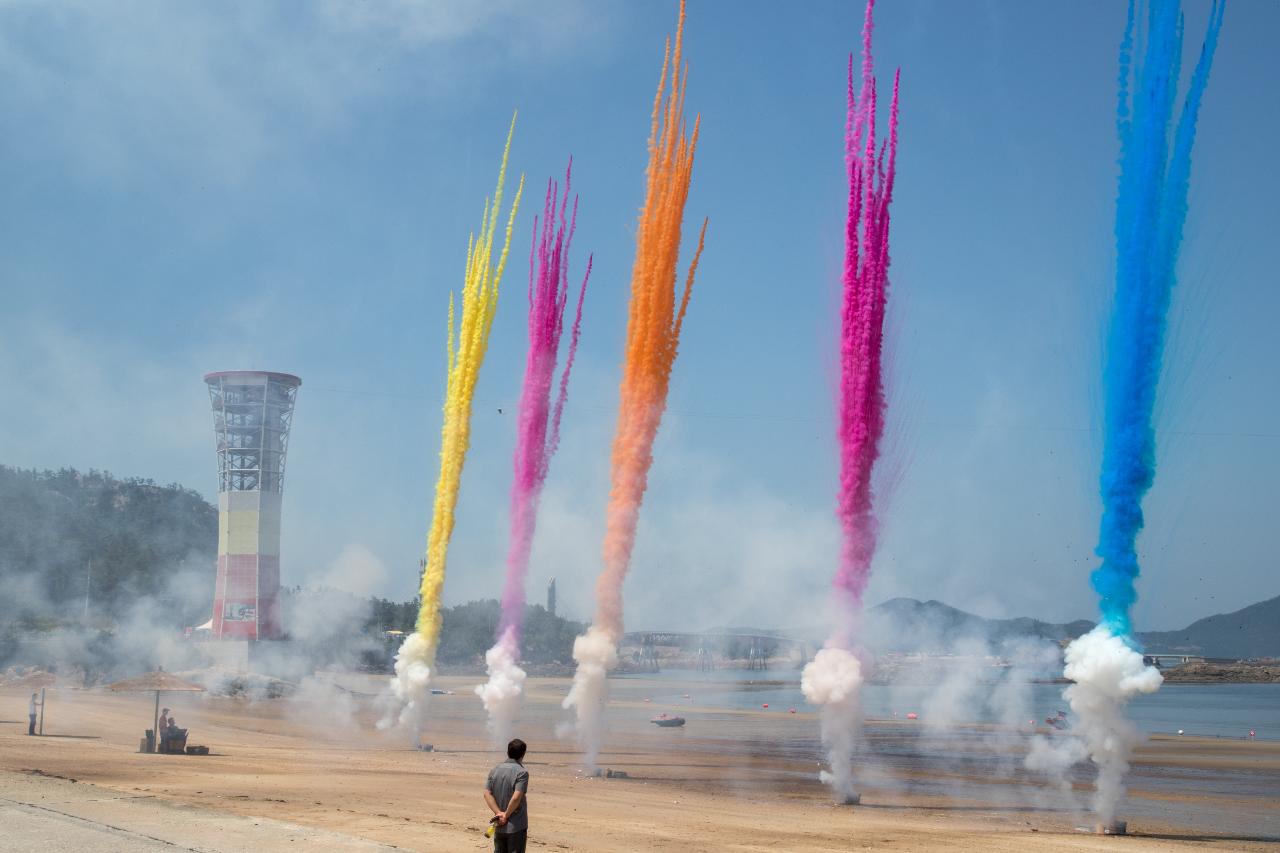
[{"x1": 106, "y1": 669, "x2": 205, "y2": 746}]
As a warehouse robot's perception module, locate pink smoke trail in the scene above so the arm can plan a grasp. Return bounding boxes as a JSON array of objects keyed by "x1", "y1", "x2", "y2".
[
  {"x1": 802, "y1": 0, "x2": 899, "y2": 804},
  {"x1": 833, "y1": 1, "x2": 899, "y2": 646},
  {"x1": 477, "y1": 161, "x2": 589, "y2": 744},
  {"x1": 500, "y1": 160, "x2": 590, "y2": 647}
]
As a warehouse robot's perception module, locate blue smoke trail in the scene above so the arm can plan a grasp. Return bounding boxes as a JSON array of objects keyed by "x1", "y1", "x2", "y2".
[{"x1": 1093, "y1": 0, "x2": 1225, "y2": 638}]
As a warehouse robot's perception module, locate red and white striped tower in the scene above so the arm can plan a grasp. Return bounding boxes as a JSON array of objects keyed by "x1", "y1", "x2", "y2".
[{"x1": 204, "y1": 371, "x2": 301, "y2": 641}]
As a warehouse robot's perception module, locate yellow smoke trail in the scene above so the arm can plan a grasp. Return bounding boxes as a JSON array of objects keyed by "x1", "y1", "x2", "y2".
[
  {"x1": 417, "y1": 114, "x2": 524, "y2": 652},
  {"x1": 389, "y1": 117, "x2": 523, "y2": 734}
]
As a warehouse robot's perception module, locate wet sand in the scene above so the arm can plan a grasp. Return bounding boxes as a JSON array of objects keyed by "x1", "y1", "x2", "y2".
[{"x1": 2, "y1": 675, "x2": 1277, "y2": 851}]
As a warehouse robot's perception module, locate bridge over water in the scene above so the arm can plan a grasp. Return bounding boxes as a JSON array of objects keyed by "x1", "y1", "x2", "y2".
[
  {"x1": 621, "y1": 630, "x2": 813, "y2": 672},
  {"x1": 623, "y1": 630, "x2": 808, "y2": 649},
  {"x1": 1143, "y1": 654, "x2": 1237, "y2": 667}
]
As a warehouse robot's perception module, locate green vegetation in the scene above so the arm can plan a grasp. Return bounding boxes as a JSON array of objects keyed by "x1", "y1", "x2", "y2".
[
  {"x1": 367, "y1": 596, "x2": 422, "y2": 634},
  {"x1": 0, "y1": 465, "x2": 216, "y2": 627},
  {"x1": 364, "y1": 596, "x2": 584, "y2": 668},
  {"x1": 435, "y1": 600, "x2": 583, "y2": 666}
]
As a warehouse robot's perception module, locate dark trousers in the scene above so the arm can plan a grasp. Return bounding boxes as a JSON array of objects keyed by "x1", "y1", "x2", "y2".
[
  {"x1": 493, "y1": 829, "x2": 527, "y2": 853},
  {"x1": 28, "y1": 714, "x2": 37, "y2": 735}
]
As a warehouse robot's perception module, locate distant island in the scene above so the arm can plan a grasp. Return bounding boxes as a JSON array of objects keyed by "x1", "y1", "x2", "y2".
[{"x1": 856, "y1": 595, "x2": 1280, "y2": 661}]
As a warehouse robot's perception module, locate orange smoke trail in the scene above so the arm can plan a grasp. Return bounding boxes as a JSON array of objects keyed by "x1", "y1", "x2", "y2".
[
  {"x1": 387, "y1": 116, "x2": 523, "y2": 738},
  {"x1": 565, "y1": 0, "x2": 705, "y2": 767},
  {"x1": 597, "y1": 0, "x2": 705, "y2": 639}
]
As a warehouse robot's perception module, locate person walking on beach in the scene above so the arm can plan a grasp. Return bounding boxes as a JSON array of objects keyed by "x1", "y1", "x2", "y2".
[
  {"x1": 28, "y1": 692, "x2": 40, "y2": 736},
  {"x1": 483, "y1": 738, "x2": 529, "y2": 853}
]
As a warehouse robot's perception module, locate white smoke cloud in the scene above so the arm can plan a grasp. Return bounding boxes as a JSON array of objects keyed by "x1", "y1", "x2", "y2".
[
  {"x1": 1025, "y1": 730, "x2": 1089, "y2": 807},
  {"x1": 313, "y1": 544, "x2": 387, "y2": 597},
  {"x1": 562, "y1": 625, "x2": 616, "y2": 771},
  {"x1": 385, "y1": 630, "x2": 432, "y2": 740},
  {"x1": 475, "y1": 629, "x2": 526, "y2": 748},
  {"x1": 1049, "y1": 625, "x2": 1163, "y2": 825},
  {"x1": 895, "y1": 636, "x2": 1079, "y2": 812},
  {"x1": 918, "y1": 641, "x2": 986, "y2": 733},
  {"x1": 800, "y1": 646, "x2": 864, "y2": 803},
  {"x1": 284, "y1": 675, "x2": 360, "y2": 734}
]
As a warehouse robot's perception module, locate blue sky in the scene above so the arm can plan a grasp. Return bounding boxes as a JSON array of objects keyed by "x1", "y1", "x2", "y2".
[{"x1": 1, "y1": 0, "x2": 1275, "y2": 633}]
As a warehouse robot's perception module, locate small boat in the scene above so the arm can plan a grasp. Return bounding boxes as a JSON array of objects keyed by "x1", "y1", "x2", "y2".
[{"x1": 650, "y1": 714, "x2": 686, "y2": 728}]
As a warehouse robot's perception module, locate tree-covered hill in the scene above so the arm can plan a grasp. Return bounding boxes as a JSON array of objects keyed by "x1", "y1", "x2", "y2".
[
  {"x1": 363, "y1": 596, "x2": 585, "y2": 669},
  {"x1": 436, "y1": 599, "x2": 584, "y2": 666},
  {"x1": 0, "y1": 465, "x2": 216, "y2": 626},
  {"x1": 1140, "y1": 595, "x2": 1280, "y2": 659}
]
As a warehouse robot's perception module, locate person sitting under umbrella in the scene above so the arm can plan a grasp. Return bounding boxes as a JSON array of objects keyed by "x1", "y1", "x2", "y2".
[
  {"x1": 163, "y1": 716, "x2": 188, "y2": 753},
  {"x1": 157, "y1": 708, "x2": 172, "y2": 749},
  {"x1": 105, "y1": 669, "x2": 204, "y2": 753}
]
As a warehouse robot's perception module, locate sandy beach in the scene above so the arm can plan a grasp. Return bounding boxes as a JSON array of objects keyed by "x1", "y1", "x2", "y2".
[{"x1": 2, "y1": 675, "x2": 1277, "y2": 851}]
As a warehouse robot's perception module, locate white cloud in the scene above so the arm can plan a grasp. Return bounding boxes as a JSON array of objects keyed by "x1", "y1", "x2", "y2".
[
  {"x1": 0, "y1": 0, "x2": 613, "y2": 183},
  {"x1": 0, "y1": 322, "x2": 210, "y2": 479}
]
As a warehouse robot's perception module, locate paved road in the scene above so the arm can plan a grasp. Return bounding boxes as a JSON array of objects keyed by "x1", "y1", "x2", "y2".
[{"x1": 0, "y1": 770, "x2": 401, "y2": 852}]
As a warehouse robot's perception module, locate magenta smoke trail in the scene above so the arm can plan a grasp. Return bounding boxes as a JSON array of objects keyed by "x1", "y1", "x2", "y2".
[
  {"x1": 801, "y1": 0, "x2": 899, "y2": 803},
  {"x1": 498, "y1": 160, "x2": 590, "y2": 649},
  {"x1": 832, "y1": 0, "x2": 899, "y2": 646}
]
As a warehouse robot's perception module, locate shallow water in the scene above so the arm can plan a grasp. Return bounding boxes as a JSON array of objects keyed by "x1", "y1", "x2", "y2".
[
  {"x1": 615, "y1": 668, "x2": 1278, "y2": 740},
  {"x1": 608, "y1": 670, "x2": 1280, "y2": 838}
]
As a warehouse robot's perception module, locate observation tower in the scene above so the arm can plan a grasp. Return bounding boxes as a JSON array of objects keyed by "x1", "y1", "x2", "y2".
[{"x1": 204, "y1": 370, "x2": 301, "y2": 640}]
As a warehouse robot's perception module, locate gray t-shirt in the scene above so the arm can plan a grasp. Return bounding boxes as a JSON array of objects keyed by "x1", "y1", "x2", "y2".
[{"x1": 485, "y1": 758, "x2": 529, "y2": 835}]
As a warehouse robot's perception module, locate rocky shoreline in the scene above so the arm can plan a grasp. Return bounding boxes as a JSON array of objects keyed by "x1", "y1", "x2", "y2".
[{"x1": 1160, "y1": 660, "x2": 1280, "y2": 684}]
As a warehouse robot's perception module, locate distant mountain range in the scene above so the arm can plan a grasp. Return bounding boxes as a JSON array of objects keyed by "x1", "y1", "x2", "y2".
[
  {"x1": 1138, "y1": 595, "x2": 1280, "y2": 659},
  {"x1": 859, "y1": 596, "x2": 1280, "y2": 659},
  {"x1": 860, "y1": 598, "x2": 1092, "y2": 653},
  {"x1": 715, "y1": 595, "x2": 1279, "y2": 660}
]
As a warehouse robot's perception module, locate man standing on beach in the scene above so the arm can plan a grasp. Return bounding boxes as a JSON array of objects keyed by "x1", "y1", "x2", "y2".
[
  {"x1": 28, "y1": 692, "x2": 40, "y2": 736},
  {"x1": 483, "y1": 738, "x2": 529, "y2": 853}
]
